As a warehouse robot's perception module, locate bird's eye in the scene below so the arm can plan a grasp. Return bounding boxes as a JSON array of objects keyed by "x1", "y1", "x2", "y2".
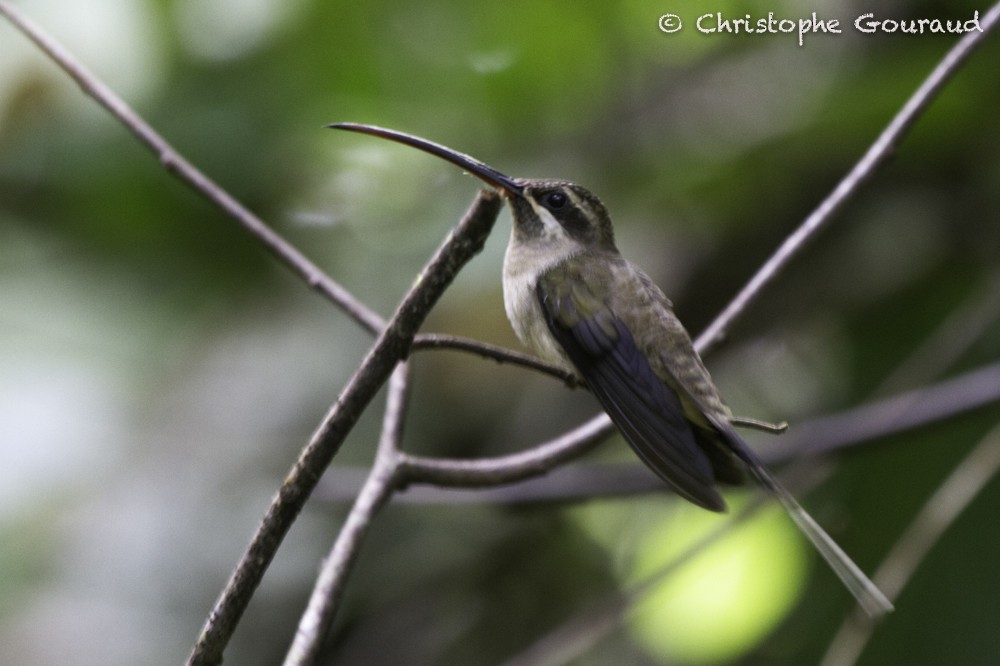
[{"x1": 543, "y1": 191, "x2": 567, "y2": 210}]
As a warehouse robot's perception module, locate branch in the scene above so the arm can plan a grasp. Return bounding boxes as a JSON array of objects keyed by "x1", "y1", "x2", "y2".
[
  {"x1": 399, "y1": 412, "x2": 612, "y2": 488},
  {"x1": 0, "y1": 0, "x2": 384, "y2": 335},
  {"x1": 1, "y1": 0, "x2": 597, "y2": 400},
  {"x1": 411, "y1": 333, "x2": 579, "y2": 386},
  {"x1": 284, "y1": 363, "x2": 411, "y2": 666},
  {"x1": 314, "y1": 360, "x2": 1000, "y2": 505},
  {"x1": 694, "y1": 2, "x2": 1000, "y2": 355},
  {"x1": 187, "y1": 190, "x2": 502, "y2": 666},
  {"x1": 390, "y1": 3, "x2": 1000, "y2": 504},
  {"x1": 820, "y1": 420, "x2": 1000, "y2": 666},
  {"x1": 874, "y1": 268, "x2": 1000, "y2": 396},
  {"x1": 772, "y1": 361, "x2": 1000, "y2": 460},
  {"x1": 7, "y1": 1, "x2": 999, "y2": 662},
  {"x1": 6, "y1": 0, "x2": 992, "y2": 411},
  {"x1": 391, "y1": 6, "x2": 1000, "y2": 502}
]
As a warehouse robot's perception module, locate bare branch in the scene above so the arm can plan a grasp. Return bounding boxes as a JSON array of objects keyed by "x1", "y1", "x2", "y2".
[
  {"x1": 7, "y1": 1, "x2": 999, "y2": 662},
  {"x1": 187, "y1": 191, "x2": 502, "y2": 666},
  {"x1": 399, "y1": 412, "x2": 613, "y2": 488},
  {"x1": 772, "y1": 360, "x2": 1000, "y2": 460},
  {"x1": 0, "y1": 0, "x2": 385, "y2": 335},
  {"x1": 284, "y1": 363, "x2": 411, "y2": 666},
  {"x1": 820, "y1": 420, "x2": 1000, "y2": 666},
  {"x1": 322, "y1": 360, "x2": 1000, "y2": 504},
  {"x1": 694, "y1": 3, "x2": 1000, "y2": 355},
  {"x1": 411, "y1": 333, "x2": 579, "y2": 386},
  {"x1": 874, "y1": 268, "x2": 1000, "y2": 396},
  {"x1": 386, "y1": 461, "x2": 659, "y2": 505},
  {"x1": 0, "y1": 0, "x2": 592, "y2": 411},
  {"x1": 192, "y1": 5, "x2": 998, "y2": 652}
]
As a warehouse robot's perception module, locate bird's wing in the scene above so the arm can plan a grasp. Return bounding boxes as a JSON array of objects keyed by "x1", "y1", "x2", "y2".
[
  {"x1": 538, "y1": 257, "x2": 892, "y2": 614},
  {"x1": 537, "y1": 259, "x2": 726, "y2": 511}
]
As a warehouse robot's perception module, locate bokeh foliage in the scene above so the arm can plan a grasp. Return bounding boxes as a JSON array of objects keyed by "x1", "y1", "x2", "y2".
[{"x1": 1, "y1": 0, "x2": 998, "y2": 663}]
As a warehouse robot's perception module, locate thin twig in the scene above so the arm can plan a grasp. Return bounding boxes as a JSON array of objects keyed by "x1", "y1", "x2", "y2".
[
  {"x1": 398, "y1": 412, "x2": 612, "y2": 488},
  {"x1": 372, "y1": 360, "x2": 1000, "y2": 504},
  {"x1": 873, "y1": 268, "x2": 1000, "y2": 396},
  {"x1": 2, "y1": 0, "x2": 564, "y2": 390},
  {"x1": 0, "y1": 0, "x2": 580, "y2": 373},
  {"x1": 187, "y1": 191, "x2": 502, "y2": 666},
  {"x1": 0, "y1": 0, "x2": 384, "y2": 335},
  {"x1": 411, "y1": 333, "x2": 579, "y2": 386},
  {"x1": 694, "y1": 2, "x2": 1000, "y2": 355},
  {"x1": 384, "y1": 461, "x2": 660, "y2": 505},
  {"x1": 407, "y1": 2, "x2": 1000, "y2": 506},
  {"x1": 773, "y1": 360, "x2": 1000, "y2": 460},
  {"x1": 820, "y1": 421, "x2": 1000, "y2": 666},
  {"x1": 284, "y1": 363, "x2": 411, "y2": 666},
  {"x1": 6, "y1": 1, "x2": 998, "y2": 662}
]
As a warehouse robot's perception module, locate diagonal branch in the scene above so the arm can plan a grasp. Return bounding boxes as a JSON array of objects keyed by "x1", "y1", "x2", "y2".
[
  {"x1": 5, "y1": 1, "x2": 999, "y2": 663},
  {"x1": 774, "y1": 361, "x2": 1000, "y2": 460},
  {"x1": 187, "y1": 190, "x2": 502, "y2": 666},
  {"x1": 873, "y1": 268, "x2": 1000, "y2": 396},
  {"x1": 318, "y1": 359, "x2": 1000, "y2": 504},
  {"x1": 694, "y1": 2, "x2": 1000, "y2": 355},
  {"x1": 395, "y1": 1, "x2": 1000, "y2": 507},
  {"x1": 0, "y1": 0, "x2": 576, "y2": 388},
  {"x1": 284, "y1": 362, "x2": 412, "y2": 666},
  {"x1": 820, "y1": 420, "x2": 1000, "y2": 666},
  {"x1": 0, "y1": 0, "x2": 384, "y2": 335}
]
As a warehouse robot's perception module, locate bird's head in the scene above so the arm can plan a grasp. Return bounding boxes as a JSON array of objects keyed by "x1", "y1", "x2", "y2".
[{"x1": 328, "y1": 123, "x2": 617, "y2": 255}]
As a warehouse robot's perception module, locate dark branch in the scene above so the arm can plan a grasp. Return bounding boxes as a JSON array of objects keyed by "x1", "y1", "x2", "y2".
[
  {"x1": 315, "y1": 361, "x2": 1000, "y2": 505},
  {"x1": 284, "y1": 363, "x2": 412, "y2": 666},
  {"x1": 398, "y1": 412, "x2": 612, "y2": 488},
  {"x1": 772, "y1": 361, "x2": 1000, "y2": 460},
  {"x1": 694, "y1": 4, "x2": 1000, "y2": 355},
  {"x1": 187, "y1": 191, "x2": 502, "y2": 666},
  {"x1": 411, "y1": 333, "x2": 579, "y2": 387},
  {"x1": 6, "y1": 0, "x2": 999, "y2": 661}
]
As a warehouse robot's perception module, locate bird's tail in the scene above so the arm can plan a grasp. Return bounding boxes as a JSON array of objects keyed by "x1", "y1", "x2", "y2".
[{"x1": 720, "y1": 421, "x2": 894, "y2": 618}]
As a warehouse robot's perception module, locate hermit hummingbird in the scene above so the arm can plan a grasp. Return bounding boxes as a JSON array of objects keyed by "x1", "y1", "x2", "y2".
[{"x1": 328, "y1": 123, "x2": 893, "y2": 617}]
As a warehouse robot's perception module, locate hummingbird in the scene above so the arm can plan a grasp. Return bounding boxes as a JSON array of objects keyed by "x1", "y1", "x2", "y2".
[{"x1": 328, "y1": 123, "x2": 893, "y2": 617}]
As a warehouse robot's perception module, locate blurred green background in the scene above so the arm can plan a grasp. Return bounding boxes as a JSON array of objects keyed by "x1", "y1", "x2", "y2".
[{"x1": 2, "y1": 0, "x2": 999, "y2": 664}]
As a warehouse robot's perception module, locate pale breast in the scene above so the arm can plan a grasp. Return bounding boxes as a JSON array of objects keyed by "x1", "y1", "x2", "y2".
[{"x1": 502, "y1": 241, "x2": 576, "y2": 373}]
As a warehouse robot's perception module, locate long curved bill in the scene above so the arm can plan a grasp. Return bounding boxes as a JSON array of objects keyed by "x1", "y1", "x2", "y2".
[{"x1": 327, "y1": 123, "x2": 523, "y2": 196}]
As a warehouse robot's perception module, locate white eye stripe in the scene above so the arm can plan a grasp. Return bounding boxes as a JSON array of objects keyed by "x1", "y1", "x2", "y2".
[
  {"x1": 534, "y1": 206, "x2": 569, "y2": 240},
  {"x1": 564, "y1": 189, "x2": 585, "y2": 209},
  {"x1": 529, "y1": 189, "x2": 582, "y2": 225},
  {"x1": 525, "y1": 186, "x2": 600, "y2": 247}
]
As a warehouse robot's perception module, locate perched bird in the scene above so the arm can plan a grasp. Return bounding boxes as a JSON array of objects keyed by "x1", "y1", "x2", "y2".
[{"x1": 329, "y1": 123, "x2": 893, "y2": 617}]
